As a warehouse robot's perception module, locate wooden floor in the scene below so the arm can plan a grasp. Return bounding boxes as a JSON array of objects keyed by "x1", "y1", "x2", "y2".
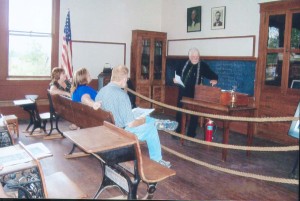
[{"x1": 10, "y1": 117, "x2": 299, "y2": 200}]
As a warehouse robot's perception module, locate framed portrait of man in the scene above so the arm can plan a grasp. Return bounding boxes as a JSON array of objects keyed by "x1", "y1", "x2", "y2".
[
  {"x1": 187, "y1": 6, "x2": 201, "y2": 32},
  {"x1": 211, "y1": 6, "x2": 225, "y2": 30}
]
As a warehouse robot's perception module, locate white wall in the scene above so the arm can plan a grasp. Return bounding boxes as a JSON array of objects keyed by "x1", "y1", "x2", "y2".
[
  {"x1": 60, "y1": 0, "x2": 162, "y2": 78},
  {"x1": 59, "y1": 0, "x2": 280, "y2": 78},
  {"x1": 161, "y1": 0, "x2": 280, "y2": 57}
]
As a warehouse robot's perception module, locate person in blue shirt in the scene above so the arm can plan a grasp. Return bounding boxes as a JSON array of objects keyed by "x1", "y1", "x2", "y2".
[{"x1": 71, "y1": 67, "x2": 101, "y2": 110}]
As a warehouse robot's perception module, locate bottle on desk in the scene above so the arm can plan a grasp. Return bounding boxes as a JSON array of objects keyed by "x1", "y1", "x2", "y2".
[{"x1": 230, "y1": 86, "x2": 237, "y2": 108}]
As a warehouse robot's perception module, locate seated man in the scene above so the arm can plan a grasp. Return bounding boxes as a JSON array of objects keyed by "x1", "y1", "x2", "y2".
[{"x1": 95, "y1": 65, "x2": 176, "y2": 168}]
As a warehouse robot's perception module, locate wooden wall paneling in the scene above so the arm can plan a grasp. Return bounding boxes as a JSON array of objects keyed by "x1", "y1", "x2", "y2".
[
  {"x1": 0, "y1": 0, "x2": 9, "y2": 80},
  {"x1": 0, "y1": 79, "x2": 99, "y2": 120}
]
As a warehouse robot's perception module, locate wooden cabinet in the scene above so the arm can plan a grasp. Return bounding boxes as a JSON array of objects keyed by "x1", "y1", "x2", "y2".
[
  {"x1": 130, "y1": 30, "x2": 166, "y2": 111},
  {"x1": 255, "y1": 1, "x2": 300, "y2": 144}
]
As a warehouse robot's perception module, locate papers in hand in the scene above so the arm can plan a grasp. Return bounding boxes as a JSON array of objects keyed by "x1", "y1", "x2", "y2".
[
  {"x1": 174, "y1": 72, "x2": 185, "y2": 87},
  {"x1": 132, "y1": 107, "x2": 155, "y2": 119}
]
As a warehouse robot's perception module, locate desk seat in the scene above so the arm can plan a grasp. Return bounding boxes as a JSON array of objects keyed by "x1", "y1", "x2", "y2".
[
  {"x1": 45, "y1": 172, "x2": 87, "y2": 199},
  {"x1": 120, "y1": 155, "x2": 175, "y2": 183},
  {"x1": 141, "y1": 155, "x2": 176, "y2": 183}
]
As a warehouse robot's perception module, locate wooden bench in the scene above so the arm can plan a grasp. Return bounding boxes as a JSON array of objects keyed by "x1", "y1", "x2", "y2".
[
  {"x1": 94, "y1": 122, "x2": 176, "y2": 200},
  {"x1": 50, "y1": 95, "x2": 174, "y2": 199},
  {"x1": 50, "y1": 93, "x2": 115, "y2": 158}
]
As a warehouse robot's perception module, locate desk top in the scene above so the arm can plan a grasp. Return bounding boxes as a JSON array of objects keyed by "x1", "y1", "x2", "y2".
[
  {"x1": 0, "y1": 144, "x2": 37, "y2": 175},
  {"x1": 64, "y1": 125, "x2": 136, "y2": 153},
  {"x1": 181, "y1": 97, "x2": 256, "y2": 112},
  {"x1": 13, "y1": 99, "x2": 34, "y2": 106}
]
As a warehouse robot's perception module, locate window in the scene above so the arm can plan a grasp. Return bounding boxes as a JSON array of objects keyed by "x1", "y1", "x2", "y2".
[{"x1": 9, "y1": 0, "x2": 52, "y2": 77}]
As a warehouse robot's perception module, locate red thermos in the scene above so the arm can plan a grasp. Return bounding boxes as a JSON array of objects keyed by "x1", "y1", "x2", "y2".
[{"x1": 205, "y1": 119, "x2": 214, "y2": 142}]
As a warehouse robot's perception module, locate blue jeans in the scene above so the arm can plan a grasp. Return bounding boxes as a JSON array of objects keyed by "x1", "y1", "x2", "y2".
[{"x1": 125, "y1": 116, "x2": 162, "y2": 162}]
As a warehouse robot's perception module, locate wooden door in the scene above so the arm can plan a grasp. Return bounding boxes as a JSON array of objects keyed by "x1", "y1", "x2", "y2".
[{"x1": 131, "y1": 30, "x2": 167, "y2": 109}]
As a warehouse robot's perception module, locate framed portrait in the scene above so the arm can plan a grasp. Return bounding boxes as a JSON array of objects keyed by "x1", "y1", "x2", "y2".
[
  {"x1": 187, "y1": 6, "x2": 201, "y2": 32},
  {"x1": 211, "y1": 6, "x2": 225, "y2": 30}
]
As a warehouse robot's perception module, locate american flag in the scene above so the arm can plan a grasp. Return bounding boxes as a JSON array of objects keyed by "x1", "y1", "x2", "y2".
[{"x1": 61, "y1": 11, "x2": 73, "y2": 79}]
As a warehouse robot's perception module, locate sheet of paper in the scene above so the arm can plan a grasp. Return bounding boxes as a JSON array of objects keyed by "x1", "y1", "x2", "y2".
[
  {"x1": 26, "y1": 142, "x2": 53, "y2": 159},
  {"x1": 0, "y1": 150, "x2": 32, "y2": 167},
  {"x1": 132, "y1": 107, "x2": 155, "y2": 119},
  {"x1": 174, "y1": 71, "x2": 185, "y2": 87},
  {"x1": 0, "y1": 143, "x2": 52, "y2": 168}
]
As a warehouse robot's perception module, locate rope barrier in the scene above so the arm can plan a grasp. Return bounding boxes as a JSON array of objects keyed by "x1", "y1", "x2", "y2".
[
  {"x1": 125, "y1": 88, "x2": 299, "y2": 184},
  {"x1": 165, "y1": 130, "x2": 299, "y2": 151},
  {"x1": 126, "y1": 88, "x2": 298, "y2": 122},
  {"x1": 161, "y1": 145, "x2": 299, "y2": 185}
]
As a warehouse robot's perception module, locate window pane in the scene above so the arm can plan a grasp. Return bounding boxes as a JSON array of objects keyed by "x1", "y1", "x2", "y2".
[
  {"x1": 9, "y1": 35, "x2": 51, "y2": 76},
  {"x1": 154, "y1": 40, "x2": 162, "y2": 80},
  {"x1": 289, "y1": 53, "x2": 300, "y2": 89},
  {"x1": 141, "y1": 39, "x2": 150, "y2": 80},
  {"x1": 265, "y1": 53, "x2": 282, "y2": 86},
  {"x1": 9, "y1": 0, "x2": 52, "y2": 77},
  {"x1": 290, "y1": 13, "x2": 300, "y2": 49},
  {"x1": 9, "y1": 0, "x2": 52, "y2": 33},
  {"x1": 268, "y1": 15, "x2": 285, "y2": 48}
]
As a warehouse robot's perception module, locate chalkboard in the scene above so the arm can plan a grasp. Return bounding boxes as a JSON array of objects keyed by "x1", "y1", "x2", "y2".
[{"x1": 166, "y1": 58, "x2": 256, "y2": 96}]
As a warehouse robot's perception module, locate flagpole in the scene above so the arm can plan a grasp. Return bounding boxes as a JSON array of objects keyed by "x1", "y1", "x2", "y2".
[{"x1": 61, "y1": 9, "x2": 73, "y2": 80}]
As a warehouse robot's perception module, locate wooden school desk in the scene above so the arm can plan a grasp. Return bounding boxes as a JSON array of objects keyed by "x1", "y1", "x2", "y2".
[
  {"x1": 64, "y1": 122, "x2": 176, "y2": 200},
  {"x1": 181, "y1": 97, "x2": 256, "y2": 161},
  {"x1": 63, "y1": 124, "x2": 138, "y2": 199}
]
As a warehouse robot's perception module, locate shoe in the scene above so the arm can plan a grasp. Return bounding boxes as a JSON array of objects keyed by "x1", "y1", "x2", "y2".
[
  {"x1": 155, "y1": 120, "x2": 178, "y2": 131},
  {"x1": 69, "y1": 124, "x2": 78, "y2": 130},
  {"x1": 159, "y1": 159, "x2": 171, "y2": 168}
]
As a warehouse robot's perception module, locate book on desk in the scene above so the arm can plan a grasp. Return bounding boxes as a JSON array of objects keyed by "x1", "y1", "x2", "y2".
[{"x1": 0, "y1": 142, "x2": 52, "y2": 168}]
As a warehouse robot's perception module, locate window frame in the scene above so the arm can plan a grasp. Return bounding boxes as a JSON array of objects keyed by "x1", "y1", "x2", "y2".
[{"x1": 0, "y1": 0, "x2": 60, "y2": 80}]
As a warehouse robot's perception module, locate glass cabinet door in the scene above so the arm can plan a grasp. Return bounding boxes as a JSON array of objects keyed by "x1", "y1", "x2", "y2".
[
  {"x1": 264, "y1": 14, "x2": 285, "y2": 86},
  {"x1": 264, "y1": 11, "x2": 300, "y2": 90},
  {"x1": 288, "y1": 12, "x2": 300, "y2": 90},
  {"x1": 140, "y1": 39, "x2": 150, "y2": 80},
  {"x1": 154, "y1": 40, "x2": 163, "y2": 80}
]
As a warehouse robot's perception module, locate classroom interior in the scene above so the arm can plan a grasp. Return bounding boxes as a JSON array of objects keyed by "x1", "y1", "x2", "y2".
[{"x1": 0, "y1": 0, "x2": 299, "y2": 200}]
